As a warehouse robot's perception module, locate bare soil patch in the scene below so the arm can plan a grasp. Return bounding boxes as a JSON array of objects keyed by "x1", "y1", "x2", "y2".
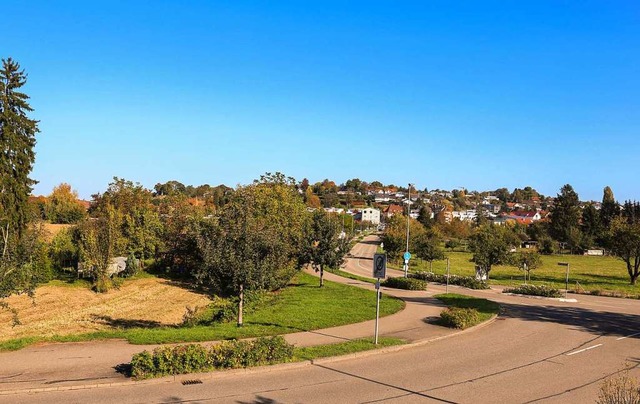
[{"x1": 0, "y1": 278, "x2": 212, "y2": 341}]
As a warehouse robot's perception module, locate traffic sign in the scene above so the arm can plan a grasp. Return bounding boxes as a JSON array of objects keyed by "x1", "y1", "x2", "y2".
[
  {"x1": 373, "y1": 253, "x2": 387, "y2": 279},
  {"x1": 403, "y1": 251, "x2": 411, "y2": 261}
]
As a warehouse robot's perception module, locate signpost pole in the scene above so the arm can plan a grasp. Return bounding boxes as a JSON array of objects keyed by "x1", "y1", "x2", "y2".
[
  {"x1": 558, "y1": 262, "x2": 570, "y2": 299},
  {"x1": 375, "y1": 279, "x2": 380, "y2": 344},
  {"x1": 446, "y1": 257, "x2": 450, "y2": 293},
  {"x1": 373, "y1": 253, "x2": 387, "y2": 345}
]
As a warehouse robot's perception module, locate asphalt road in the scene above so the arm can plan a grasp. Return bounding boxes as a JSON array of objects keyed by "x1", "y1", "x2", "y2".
[{"x1": 4, "y1": 235, "x2": 640, "y2": 403}]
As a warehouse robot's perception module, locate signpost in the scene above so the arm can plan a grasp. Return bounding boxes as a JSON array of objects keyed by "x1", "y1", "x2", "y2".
[
  {"x1": 403, "y1": 251, "x2": 411, "y2": 278},
  {"x1": 373, "y1": 253, "x2": 387, "y2": 344},
  {"x1": 558, "y1": 262, "x2": 570, "y2": 298}
]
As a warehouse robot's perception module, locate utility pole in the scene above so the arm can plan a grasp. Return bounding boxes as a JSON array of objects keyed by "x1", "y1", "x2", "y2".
[{"x1": 404, "y1": 183, "x2": 413, "y2": 277}]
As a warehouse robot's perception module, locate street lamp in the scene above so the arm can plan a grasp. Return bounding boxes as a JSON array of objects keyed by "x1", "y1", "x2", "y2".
[
  {"x1": 558, "y1": 262, "x2": 570, "y2": 298},
  {"x1": 404, "y1": 183, "x2": 414, "y2": 278}
]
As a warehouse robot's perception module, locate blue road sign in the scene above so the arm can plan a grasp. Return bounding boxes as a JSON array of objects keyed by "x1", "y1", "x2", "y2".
[{"x1": 403, "y1": 251, "x2": 411, "y2": 261}]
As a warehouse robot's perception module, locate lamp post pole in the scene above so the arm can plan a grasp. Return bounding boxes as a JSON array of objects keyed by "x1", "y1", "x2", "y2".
[{"x1": 404, "y1": 183, "x2": 413, "y2": 278}]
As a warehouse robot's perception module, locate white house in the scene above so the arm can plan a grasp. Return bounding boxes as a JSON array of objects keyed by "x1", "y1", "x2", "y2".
[{"x1": 360, "y1": 208, "x2": 381, "y2": 225}]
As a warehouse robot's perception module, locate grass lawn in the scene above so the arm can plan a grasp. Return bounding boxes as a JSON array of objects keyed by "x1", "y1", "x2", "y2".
[
  {"x1": 435, "y1": 293, "x2": 500, "y2": 323},
  {"x1": 0, "y1": 271, "x2": 404, "y2": 351},
  {"x1": 389, "y1": 251, "x2": 639, "y2": 298},
  {"x1": 328, "y1": 268, "x2": 377, "y2": 284},
  {"x1": 293, "y1": 337, "x2": 405, "y2": 361}
]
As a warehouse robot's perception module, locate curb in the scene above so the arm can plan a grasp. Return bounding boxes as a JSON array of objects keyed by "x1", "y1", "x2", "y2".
[
  {"x1": 0, "y1": 316, "x2": 499, "y2": 397},
  {"x1": 502, "y1": 292, "x2": 578, "y2": 303}
]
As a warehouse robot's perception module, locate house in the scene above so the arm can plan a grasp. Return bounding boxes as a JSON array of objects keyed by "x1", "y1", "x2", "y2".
[
  {"x1": 451, "y1": 210, "x2": 477, "y2": 222},
  {"x1": 359, "y1": 207, "x2": 381, "y2": 225},
  {"x1": 383, "y1": 204, "x2": 404, "y2": 218}
]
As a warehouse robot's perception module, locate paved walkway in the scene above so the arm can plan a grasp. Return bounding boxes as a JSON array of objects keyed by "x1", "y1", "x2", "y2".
[{"x1": 0, "y1": 236, "x2": 458, "y2": 394}]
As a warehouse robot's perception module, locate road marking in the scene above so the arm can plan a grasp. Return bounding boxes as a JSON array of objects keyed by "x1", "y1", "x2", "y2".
[
  {"x1": 616, "y1": 332, "x2": 640, "y2": 341},
  {"x1": 566, "y1": 344, "x2": 602, "y2": 356}
]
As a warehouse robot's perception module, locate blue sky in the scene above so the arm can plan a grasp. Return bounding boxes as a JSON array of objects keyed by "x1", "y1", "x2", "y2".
[{"x1": 4, "y1": 1, "x2": 639, "y2": 201}]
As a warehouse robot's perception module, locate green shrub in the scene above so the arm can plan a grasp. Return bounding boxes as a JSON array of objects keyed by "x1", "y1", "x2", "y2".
[
  {"x1": 439, "y1": 307, "x2": 481, "y2": 329},
  {"x1": 503, "y1": 284, "x2": 562, "y2": 298},
  {"x1": 410, "y1": 272, "x2": 489, "y2": 290},
  {"x1": 381, "y1": 277, "x2": 427, "y2": 290},
  {"x1": 130, "y1": 336, "x2": 294, "y2": 379}
]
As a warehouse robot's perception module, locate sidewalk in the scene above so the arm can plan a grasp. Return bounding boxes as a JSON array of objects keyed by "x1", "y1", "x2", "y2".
[{"x1": 0, "y1": 239, "x2": 462, "y2": 394}]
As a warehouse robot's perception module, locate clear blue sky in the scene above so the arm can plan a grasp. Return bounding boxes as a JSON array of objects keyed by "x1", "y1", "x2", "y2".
[{"x1": 4, "y1": 1, "x2": 639, "y2": 201}]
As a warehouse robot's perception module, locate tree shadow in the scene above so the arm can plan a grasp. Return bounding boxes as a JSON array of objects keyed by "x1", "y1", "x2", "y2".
[
  {"x1": 360, "y1": 240, "x2": 381, "y2": 246},
  {"x1": 237, "y1": 395, "x2": 280, "y2": 404},
  {"x1": 113, "y1": 363, "x2": 132, "y2": 377},
  {"x1": 499, "y1": 302, "x2": 640, "y2": 339},
  {"x1": 90, "y1": 314, "x2": 170, "y2": 329}
]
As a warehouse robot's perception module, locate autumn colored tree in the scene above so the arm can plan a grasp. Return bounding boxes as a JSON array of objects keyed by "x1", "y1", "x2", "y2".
[{"x1": 45, "y1": 183, "x2": 87, "y2": 224}]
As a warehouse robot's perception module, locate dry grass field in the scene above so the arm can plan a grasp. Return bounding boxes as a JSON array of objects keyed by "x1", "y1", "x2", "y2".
[{"x1": 0, "y1": 277, "x2": 212, "y2": 342}]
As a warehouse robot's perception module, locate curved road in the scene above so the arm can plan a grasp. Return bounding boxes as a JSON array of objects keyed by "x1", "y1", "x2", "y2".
[{"x1": 3, "y1": 235, "x2": 640, "y2": 403}]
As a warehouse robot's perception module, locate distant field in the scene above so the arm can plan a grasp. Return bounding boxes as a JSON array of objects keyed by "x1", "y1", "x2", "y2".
[
  {"x1": 41, "y1": 222, "x2": 73, "y2": 241},
  {"x1": 0, "y1": 277, "x2": 212, "y2": 343},
  {"x1": 390, "y1": 252, "x2": 639, "y2": 297}
]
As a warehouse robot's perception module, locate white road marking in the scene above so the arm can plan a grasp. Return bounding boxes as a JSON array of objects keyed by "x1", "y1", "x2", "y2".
[
  {"x1": 616, "y1": 332, "x2": 640, "y2": 341},
  {"x1": 566, "y1": 344, "x2": 602, "y2": 356}
]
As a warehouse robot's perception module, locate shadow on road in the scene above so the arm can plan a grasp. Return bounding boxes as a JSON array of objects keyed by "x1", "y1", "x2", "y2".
[{"x1": 498, "y1": 302, "x2": 640, "y2": 339}]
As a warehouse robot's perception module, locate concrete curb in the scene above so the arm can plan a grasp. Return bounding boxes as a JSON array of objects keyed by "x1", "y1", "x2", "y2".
[
  {"x1": 502, "y1": 292, "x2": 578, "y2": 303},
  {"x1": 0, "y1": 316, "x2": 499, "y2": 397}
]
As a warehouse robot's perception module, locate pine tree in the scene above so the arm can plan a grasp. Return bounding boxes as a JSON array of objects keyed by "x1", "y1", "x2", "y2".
[
  {"x1": 0, "y1": 58, "x2": 39, "y2": 253},
  {"x1": 600, "y1": 186, "x2": 620, "y2": 230},
  {"x1": 0, "y1": 58, "x2": 40, "y2": 308},
  {"x1": 549, "y1": 184, "x2": 581, "y2": 246}
]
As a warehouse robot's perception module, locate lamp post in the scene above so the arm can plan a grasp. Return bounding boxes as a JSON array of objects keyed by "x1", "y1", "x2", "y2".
[
  {"x1": 404, "y1": 183, "x2": 413, "y2": 278},
  {"x1": 558, "y1": 262, "x2": 570, "y2": 298}
]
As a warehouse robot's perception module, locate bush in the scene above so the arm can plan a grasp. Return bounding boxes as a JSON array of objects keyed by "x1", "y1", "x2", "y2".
[
  {"x1": 130, "y1": 336, "x2": 294, "y2": 379},
  {"x1": 381, "y1": 277, "x2": 427, "y2": 290},
  {"x1": 503, "y1": 284, "x2": 562, "y2": 298},
  {"x1": 410, "y1": 272, "x2": 489, "y2": 290},
  {"x1": 439, "y1": 307, "x2": 481, "y2": 329},
  {"x1": 597, "y1": 371, "x2": 640, "y2": 404}
]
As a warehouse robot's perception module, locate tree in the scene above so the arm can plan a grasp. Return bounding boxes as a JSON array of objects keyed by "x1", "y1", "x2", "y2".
[
  {"x1": 414, "y1": 228, "x2": 445, "y2": 272},
  {"x1": 549, "y1": 184, "x2": 582, "y2": 247},
  {"x1": 600, "y1": 186, "x2": 620, "y2": 230},
  {"x1": 509, "y1": 251, "x2": 542, "y2": 283},
  {"x1": 92, "y1": 178, "x2": 161, "y2": 264},
  {"x1": 0, "y1": 58, "x2": 41, "y2": 305},
  {"x1": 300, "y1": 210, "x2": 349, "y2": 287},
  {"x1": 469, "y1": 225, "x2": 518, "y2": 279},
  {"x1": 78, "y1": 206, "x2": 123, "y2": 292},
  {"x1": 609, "y1": 217, "x2": 640, "y2": 285},
  {"x1": 194, "y1": 176, "x2": 307, "y2": 326},
  {"x1": 381, "y1": 215, "x2": 426, "y2": 260},
  {"x1": 581, "y1": 202, "x2": 600, "y2": 244},
  {"x1": 45, "y1": 183, "x2": 87, "y2": 224}
]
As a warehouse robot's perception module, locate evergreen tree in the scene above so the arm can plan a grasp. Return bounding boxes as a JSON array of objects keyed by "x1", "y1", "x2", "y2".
[
  {"x1": 549, "y1": 184, "x2": 581, "y2": 246},
  {"x1": 0, "y1": 58, "x2": 41, "y2": 304},
  {"x1": 0, "y1": 58, "x2": 39, "y2": 250},
  {"x1": 600, "y1": 186, "x2": 620, "y2": 229}
]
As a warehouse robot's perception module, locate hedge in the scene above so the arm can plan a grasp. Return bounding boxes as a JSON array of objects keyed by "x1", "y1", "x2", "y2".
[
  {"x1": 503, "y1": 284, "x2": 562, "y2": 298},
  {"x1": 439, "y1": 307, "x2": 481, "y2": 329},
  {"x1": 381, "y1": 277, "x2": 427, "y2": 290},
  {"x1": 130, "y1": 336, "x2": 294, "y2": 379},
  {"x1": 410, "y1": 272, "x2": 489, "y2": 290}
]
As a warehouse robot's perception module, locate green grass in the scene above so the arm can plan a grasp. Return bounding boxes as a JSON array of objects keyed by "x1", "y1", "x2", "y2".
[
  {"x1": 435, "y1": 293, "x2": 500, "y2": 323},
  {"x1": 389, "y1": 251, "x2": 640, "y2": 298},
  {"x1": 0, "y1": 271, "x2": 405, "y2": 351},
  {"x1": 328, "y1": 268, "x2": 377, "y2": 284},
  {"x1": 293, "y1": 337, "x2": 405, "y2": 361}
]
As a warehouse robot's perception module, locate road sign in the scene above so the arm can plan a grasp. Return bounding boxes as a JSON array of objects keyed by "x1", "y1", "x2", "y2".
[
  {"x1": 403, "y1": 251, "x2": 411, "y2": 261},
  {"x1": 373, "y1": 253, "x2": 387, "y2": 279}
]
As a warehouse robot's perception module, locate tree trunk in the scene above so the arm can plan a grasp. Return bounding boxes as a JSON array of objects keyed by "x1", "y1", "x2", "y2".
[
  {"x1": 320, "y1": 266, "x2": 324, "y2": 287},
  {"x1": 429, "y1": 260, "x2": 433, "y2": 272},
  {"x1": 237, "y1": 283, "x2": 244, "y2": 327}
]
